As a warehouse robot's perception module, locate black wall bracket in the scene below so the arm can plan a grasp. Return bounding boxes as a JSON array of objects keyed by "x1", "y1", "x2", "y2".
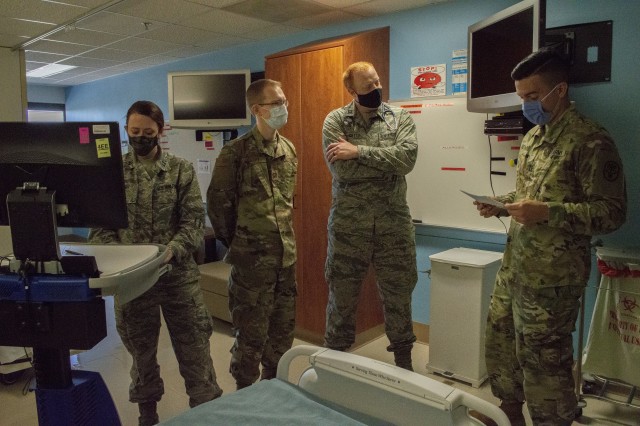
[{"x1": 546, "y1": 20, "x2": 613, "y2": 84}]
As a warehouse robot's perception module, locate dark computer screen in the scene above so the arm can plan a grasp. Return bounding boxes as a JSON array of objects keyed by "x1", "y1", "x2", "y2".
[
  {"x1": 168, "y1": 69, "x2": 251, "y2": 129},
  {"x1": 467, "y1": 0, "x2": 546, "y2": 113},
  {"x1": 0, "y1": 121, "x2": 127, "y2": 230}
]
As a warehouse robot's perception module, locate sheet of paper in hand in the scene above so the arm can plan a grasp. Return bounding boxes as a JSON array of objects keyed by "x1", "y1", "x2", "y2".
[{"x1": 460, "y1": 190, "x2": 505, "y2": 209}]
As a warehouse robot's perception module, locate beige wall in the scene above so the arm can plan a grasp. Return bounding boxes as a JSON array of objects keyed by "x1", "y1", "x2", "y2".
[{"x1": 0, "y1": 47, "x2": 27, "y2": 122}]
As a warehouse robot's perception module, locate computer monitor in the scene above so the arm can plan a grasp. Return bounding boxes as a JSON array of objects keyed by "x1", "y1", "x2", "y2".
[
  {"x1": 168, "y1": 69, "x2": 251, "y2": 129},
  {"x1": 467, "y1": 0, "x2": 546, "y2": 113},
  {"x1": 0, "y1": 122, "x2": 127, "y2": 261}
]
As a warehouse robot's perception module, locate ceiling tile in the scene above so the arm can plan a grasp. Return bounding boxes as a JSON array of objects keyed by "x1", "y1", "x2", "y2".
[
  {"x1": 224, "y1": 0, "x2": 333, "y2": 24},
  {"x1": 56, "y1": 0, "x2": 117, "y2": 7},
  {"x1": 107, "y1": 36, "x2": 185, "y2": 54},
  {"x1": 241, "y1": 24, "x2": 304, "y2": 41},
  {"x1": 46, "y1": 27, "x2": 128, "y2": 46},
  {"x1": 24, "y1": 51, "x2": 71, "y2": 63},
  {"x1": 76, "y1": 11, "x2": 167, "y2": 36},
  {"x1": 42, "y1": 66, "x2": 100, "y2": 79},
  {"x1": 138, "y1": 24, "x2": 221, "y2": 46},
  {"x1": 284, "y1": 10, "x2": 364, "y2": 29},
  {"x1": 27, "y1": 39, "x2": 94, "y2": 56},
  {"x1": 107, "y1": 0, "x2": 215, "y2": 24},
  {"x1": 0, "y1": 17, "x2": 56, "y2": 39},
  {"x1": 185, "y1": 0, "x2": 244, "y2": 7},
  {"x1": 163, "y1": 45, "x2": 213, "y2": 58},
  {"x1": 124, "y1": 54, "x2": 182, "y2": 68},
  {"x1": 0, "y1": 0, "x2": 89, "y2": 25},
  {"x1": 58, "y1": 55, "x2": 121, "y2": 68},
  {"x1": 309, "y1": 0, "x2": 370, "y2": 7},
  {"x1": 79, "y1": 47, "x2": 143, "y2": 62},
  {"x1": 346, "y1": 0, "x2": 447, "y2": 16},
  {"x1": 180, "y1": 8, "x2": 270, "y2": 35},
  {"x1": 192, "y1": 33, "x2": 253, "y2": 49}
]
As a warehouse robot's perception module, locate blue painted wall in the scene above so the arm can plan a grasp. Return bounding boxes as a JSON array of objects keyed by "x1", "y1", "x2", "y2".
[{"x1": 58, "y1": 0, "x2": 640, "y2": 346}]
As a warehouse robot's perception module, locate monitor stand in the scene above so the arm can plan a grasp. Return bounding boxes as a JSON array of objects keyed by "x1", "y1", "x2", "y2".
[{"x1": 1, "y1": 188, "x2": 122, "y2": 425}]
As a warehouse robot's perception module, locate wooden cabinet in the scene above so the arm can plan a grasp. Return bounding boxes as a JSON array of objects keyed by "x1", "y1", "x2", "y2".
[{"x1": 265, "y1": 27, "x2": 389, "y2": 345}]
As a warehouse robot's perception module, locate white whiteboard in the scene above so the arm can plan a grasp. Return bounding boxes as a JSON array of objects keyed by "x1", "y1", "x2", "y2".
[
  {"x1": 389, "y1": 96, "x2": 519, "y2": 233},
  {"x1": 160, "y1": 127, "x2": 224, "y2": 202}
]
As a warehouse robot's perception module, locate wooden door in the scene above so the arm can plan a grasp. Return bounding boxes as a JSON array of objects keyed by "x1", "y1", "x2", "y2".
[{"x1": 295, "y1": 46, "x2": 344, "y2": 339}]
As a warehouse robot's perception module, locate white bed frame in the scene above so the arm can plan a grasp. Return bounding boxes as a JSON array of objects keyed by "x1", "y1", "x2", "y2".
[{"x1": 277, "y1": 345, "x2": 510, "y2": 426}]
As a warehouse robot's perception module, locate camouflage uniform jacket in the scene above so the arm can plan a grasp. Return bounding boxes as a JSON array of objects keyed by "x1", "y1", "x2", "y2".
[
  {"x1": 322, "y1": 101, "x2": 418, "y2": 206},
  {"x1": 89, "y1": 150, "x2": 204, "y2": 285},
  {"x1": 207, "y1": 126, "x2": 297, "y2": 269},
  {"x1": 496, "y1": 103, "x2": 626, "y2": 288}
]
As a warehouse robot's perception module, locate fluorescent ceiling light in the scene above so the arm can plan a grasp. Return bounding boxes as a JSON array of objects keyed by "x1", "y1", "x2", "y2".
[{"x1": 27, "y1": 64, "x2": 77, "y2": 78}]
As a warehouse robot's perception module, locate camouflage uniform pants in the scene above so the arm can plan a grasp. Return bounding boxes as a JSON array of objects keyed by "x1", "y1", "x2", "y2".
[
  {"x1": 115, "y1": 276, "x2": 222, "y2": 408},
  {"x1": 228, "y1": 264, "x2": 296, "y2": 386},
  {"x1": 485, "y1": 277, "x2": 582, "y2": 425},
  {"x1": 324, "y1": 221, "x2": 417, "y2": 352}
]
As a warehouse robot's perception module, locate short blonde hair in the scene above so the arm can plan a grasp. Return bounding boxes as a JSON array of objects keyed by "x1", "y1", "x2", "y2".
[
  {"x1": 342, "y1": 62, "x2": 374, "y2": 90},
  {"x1": 246, "y1": 79, "x2": 282, "y2": 106}
]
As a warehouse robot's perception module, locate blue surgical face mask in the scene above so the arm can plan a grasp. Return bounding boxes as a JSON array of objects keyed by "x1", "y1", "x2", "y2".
[
  {"x1": 263, "y1": 104, "x2": 288, "y2": 130},
  {"x1": 522, "y1": 84, "x2": 561, "y2": 126}
]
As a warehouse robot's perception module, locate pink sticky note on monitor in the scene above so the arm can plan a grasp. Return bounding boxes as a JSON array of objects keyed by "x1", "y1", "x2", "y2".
[{"x1": 79, "y1": 127, "x2": 90, "y2": 144}]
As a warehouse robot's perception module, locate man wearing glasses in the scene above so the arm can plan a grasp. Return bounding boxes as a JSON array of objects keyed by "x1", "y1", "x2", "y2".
[{"x1": 207, "y1": 79, "x2": 297, "y2": 390}]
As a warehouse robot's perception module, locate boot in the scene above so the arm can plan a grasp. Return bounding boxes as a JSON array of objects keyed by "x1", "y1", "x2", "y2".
[
  {"x1": 138, "y1": 401, "x2": 159, "y2": 426},
  {"x1": 469, "y1": 400, "x2": 525, "y2": 426},
  {"x1": 393, "y1": 348, "x2": 413, "y2": 371}
]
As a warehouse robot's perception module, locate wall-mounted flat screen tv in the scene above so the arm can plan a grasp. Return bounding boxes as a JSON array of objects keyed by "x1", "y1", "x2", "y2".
[
  {"x1": 168, "y1": 69, "x2": 251, "y2": 129},
  {"x1": 467, "y1": 0, "x2": 546, "y2": 113}
]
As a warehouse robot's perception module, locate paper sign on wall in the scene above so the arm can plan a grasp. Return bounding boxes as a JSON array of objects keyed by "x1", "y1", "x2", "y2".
[
  {"x1": 452, "y1": 49, "x2": 468, "y2": 94},
  {"x1": 411, "y1": 64, "x2": 446, "y2": 97}
]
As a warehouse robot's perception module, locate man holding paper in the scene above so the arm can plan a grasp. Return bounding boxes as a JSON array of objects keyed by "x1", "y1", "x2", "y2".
[{"x1": 473, "y1": 48, "x2": 626, "y2": 426}]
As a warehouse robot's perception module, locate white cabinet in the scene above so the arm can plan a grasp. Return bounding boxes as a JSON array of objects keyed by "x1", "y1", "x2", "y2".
[{"x1": 427, "y1": 247, "x2": 503, "y2": 387}]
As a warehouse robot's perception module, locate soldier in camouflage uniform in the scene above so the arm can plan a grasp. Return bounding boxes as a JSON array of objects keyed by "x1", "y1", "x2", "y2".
[
  {"x1": 89, "y1": 101, "x2": 222, "y2": 426},
  {"x1": 207, "y1": 79, "x2": 297, "y2": 389},
  {"x1": 474, "y1": 49, "x2": 626, "y2": 425},
  {"x1": 322, "y1": 62, "x2": 418, "y2": 370}
]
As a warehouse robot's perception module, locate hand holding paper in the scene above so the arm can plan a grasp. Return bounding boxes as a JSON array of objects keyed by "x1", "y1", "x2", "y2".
[{"x1": 460, "y1": 190, "x2": 505, "y2": 209}]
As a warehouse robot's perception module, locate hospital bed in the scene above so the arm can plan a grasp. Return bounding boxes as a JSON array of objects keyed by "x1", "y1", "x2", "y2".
[{"x1": 162, "y1": 345, "x2": 509, "y2": 425}]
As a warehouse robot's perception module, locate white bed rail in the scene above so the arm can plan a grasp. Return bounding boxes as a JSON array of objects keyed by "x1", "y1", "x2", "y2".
[{"x1": 277, "y1": 345, "x2": 510, "y2": 426}]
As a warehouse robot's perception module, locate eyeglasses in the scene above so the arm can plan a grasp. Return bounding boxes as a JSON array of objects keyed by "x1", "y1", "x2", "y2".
[{"x1": 258, "y1": 99, "x2": 288, "y2": 108}]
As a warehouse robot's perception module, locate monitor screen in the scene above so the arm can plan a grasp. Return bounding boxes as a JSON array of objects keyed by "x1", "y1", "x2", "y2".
[
  {"x1": 467, "y1": 0, "x2": 545, "y2": 113},
  {"x1": 168, "y1": 69, "x2": 251, "y2": 129},
  {"x1": 0, "y1": 121, "x2": 127, "y2": 230}
]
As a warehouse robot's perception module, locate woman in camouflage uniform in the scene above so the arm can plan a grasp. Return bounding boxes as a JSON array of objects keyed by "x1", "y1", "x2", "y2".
[{"x1": 90, "y1": 101, "x2": 222, "y2": 425}]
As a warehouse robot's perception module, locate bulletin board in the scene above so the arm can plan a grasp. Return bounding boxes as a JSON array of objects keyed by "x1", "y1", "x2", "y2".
[
  {"x1": 160, "y1": 126, "x2": 224, "y2": 202},
  {"x1": 388, "y1": 95, "x2": 519, "y2": 233}
]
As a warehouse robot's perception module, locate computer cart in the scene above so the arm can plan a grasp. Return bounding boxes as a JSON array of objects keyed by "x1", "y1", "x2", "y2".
[{"x1": 576, "y1": 247, "x2": 640, "y2": 416}]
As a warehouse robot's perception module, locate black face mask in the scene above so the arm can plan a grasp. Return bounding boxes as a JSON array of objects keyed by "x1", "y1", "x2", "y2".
[
  {"x1": 129, "y1": 135, "x2": 158, "y2": 156},
  {"x1": 356, "y1": 88, "x2": 382, "y2": 109}
]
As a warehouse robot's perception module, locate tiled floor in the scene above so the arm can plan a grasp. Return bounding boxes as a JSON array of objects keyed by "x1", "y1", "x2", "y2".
[{"x1": 1, "y1": 296, "x2": 638, "y2": 425}]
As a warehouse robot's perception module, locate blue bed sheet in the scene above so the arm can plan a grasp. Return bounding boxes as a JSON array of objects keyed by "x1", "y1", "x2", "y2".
[{"x1": 161, "y1": 378, "x2": 393, "y2": 425}]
